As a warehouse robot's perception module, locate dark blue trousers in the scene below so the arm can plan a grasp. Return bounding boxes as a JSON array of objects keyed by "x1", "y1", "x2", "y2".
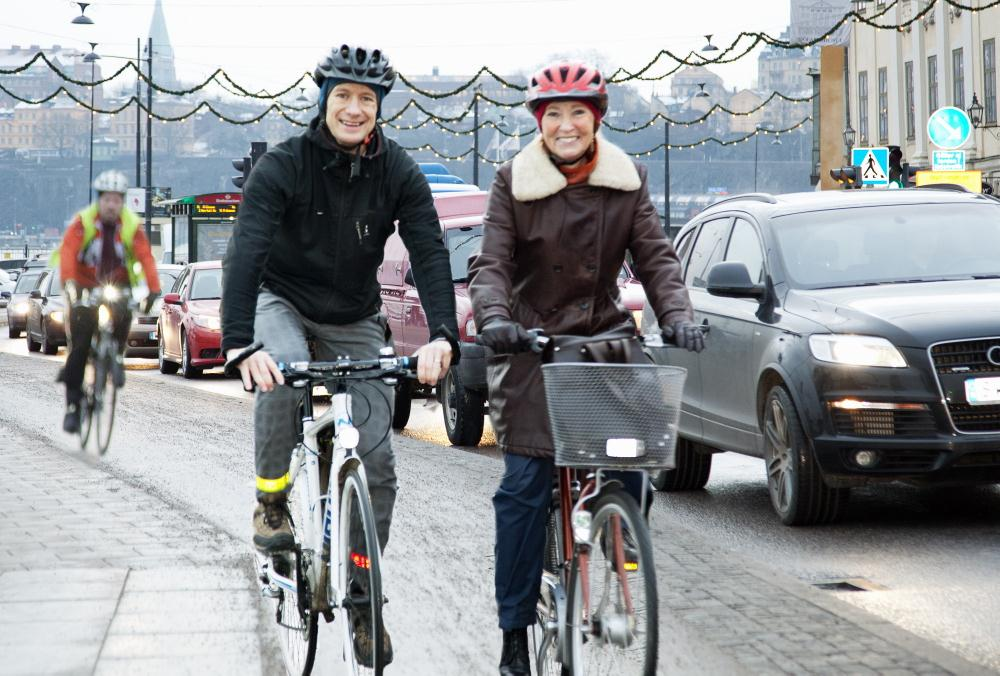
[{"x1": 493, "y1": 453, "x2": 645, "y2": 630}]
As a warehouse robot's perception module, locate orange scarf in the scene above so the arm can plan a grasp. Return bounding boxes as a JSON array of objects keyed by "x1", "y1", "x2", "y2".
[{"x1": 557, "y1": 142, "x2": 599, "y2": 185}]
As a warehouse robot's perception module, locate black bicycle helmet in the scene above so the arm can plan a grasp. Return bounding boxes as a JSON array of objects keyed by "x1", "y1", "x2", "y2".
[{"x1": 314, "y1": 44, "x2": 396, "y2": 94}]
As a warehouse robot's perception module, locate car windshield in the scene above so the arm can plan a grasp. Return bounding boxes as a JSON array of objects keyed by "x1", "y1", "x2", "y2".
[
  {"x1": 190, "y1": 268, "x2": 222, "y2": 300},
  {"x1": 773, "y1": 202, "x2": 1000, "y2": 289},
  {"x1": 14, "y1": 272, "x2": 40, "y2": 293},
  {"x1": 447, "y1": 225, "x2": 483, "y2": 282},
  {"x1": 160, "y1": 271, "x2": 180, "y2": 291}
]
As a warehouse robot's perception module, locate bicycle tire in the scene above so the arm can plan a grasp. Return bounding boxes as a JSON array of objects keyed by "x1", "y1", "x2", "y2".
[
  {"x1": 565, "y1": 488, "x2": 658, "y2": 676},
  {"x1": 340, "y1": 465, "x2": 385, "y2": 675},
  {"x1": 79, "y1": 366, "x2": 94, "y2": 450},
  {"x1": 93, "y1": 346, "x2": 117, "y2": 456},
  {"x1": 276, "y1": 479, "x2": 318, "y2": 676}
]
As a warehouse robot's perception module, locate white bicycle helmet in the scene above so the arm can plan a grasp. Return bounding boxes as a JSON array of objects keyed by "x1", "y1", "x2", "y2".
[{"x1": 93, "y1": 170, "x2": 129, "y2": 195}]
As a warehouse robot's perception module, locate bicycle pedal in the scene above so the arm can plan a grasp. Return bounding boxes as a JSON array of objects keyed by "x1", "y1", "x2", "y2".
[{"x1": 257, "y1": 560, "x2": 281, "y2": 599}]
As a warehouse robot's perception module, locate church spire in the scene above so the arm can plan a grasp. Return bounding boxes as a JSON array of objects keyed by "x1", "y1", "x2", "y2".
[{"x1": 147, "y1": 0, "x2": 177, "y2": 88}]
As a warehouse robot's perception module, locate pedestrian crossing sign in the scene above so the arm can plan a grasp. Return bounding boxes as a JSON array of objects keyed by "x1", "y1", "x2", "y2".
[{"x1": 851, "y1": 147, "x2": 890, "y2": 187}]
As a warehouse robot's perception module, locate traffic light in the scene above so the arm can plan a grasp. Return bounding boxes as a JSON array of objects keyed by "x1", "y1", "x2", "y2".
[
  {"x1": 231, "y1": 141, "x2": 268, "y2": 190},
  {"x1": 829, "y1": 165, "x2": 862, "y2": 189},
  {"x1": 231, "y1": 156, "x2": 251, "y2": 189}
]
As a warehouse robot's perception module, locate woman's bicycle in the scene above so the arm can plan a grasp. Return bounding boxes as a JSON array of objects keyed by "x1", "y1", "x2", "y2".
[
  {"x1": 77, "y1": 285, "x2": 134, "y2": 456},
  {"x1": 225, "y1": 342, "x2": 421, "y2": 676},
  {"x1": 517, "y1": 331, "x2": 687, "y2": 676}
]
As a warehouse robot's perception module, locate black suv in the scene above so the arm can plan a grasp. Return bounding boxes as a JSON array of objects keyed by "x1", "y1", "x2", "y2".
[{"x1": 644, "y1": 187, "x2": 1000, "y2": 525}]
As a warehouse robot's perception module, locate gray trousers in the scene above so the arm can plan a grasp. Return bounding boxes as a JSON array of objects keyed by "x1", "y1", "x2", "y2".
[{"x1": 253, "y1": 290, "x2": 398, "y2": 551}]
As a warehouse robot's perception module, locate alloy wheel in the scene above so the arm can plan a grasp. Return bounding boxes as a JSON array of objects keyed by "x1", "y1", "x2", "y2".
[{"x1": 765, "y1": 398, "x2": 793, "y2": 514}]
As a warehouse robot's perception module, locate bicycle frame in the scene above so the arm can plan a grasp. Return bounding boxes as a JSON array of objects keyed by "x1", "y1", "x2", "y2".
[{"x1": 263, "y1": 381, "x2": 370, "y2": 614}]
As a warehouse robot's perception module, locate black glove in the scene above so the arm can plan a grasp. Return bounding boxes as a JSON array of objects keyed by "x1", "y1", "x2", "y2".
[
  {"x1": 140, "y1": 291, "x2": 160, "y2": 315},
  {"x1": 479, "y1": 319, "x2": 531, "y2": 354},
  {"x1": 663, "y1": 320, "x2": 705, "y2": 353}
]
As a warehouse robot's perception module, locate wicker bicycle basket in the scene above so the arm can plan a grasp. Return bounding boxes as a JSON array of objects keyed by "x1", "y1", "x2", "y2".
[{"x1": 541, "y1": 362, "x2": 687, "y2": 469}]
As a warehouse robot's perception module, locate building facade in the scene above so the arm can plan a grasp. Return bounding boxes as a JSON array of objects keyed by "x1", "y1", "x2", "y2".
[{"x1": 847, "y1": 0, "x2": 1000, "y2": 182}]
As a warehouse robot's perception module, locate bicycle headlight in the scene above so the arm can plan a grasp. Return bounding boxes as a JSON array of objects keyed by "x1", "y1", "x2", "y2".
[
  {"x1": 808, "y1": 334, "x2": 907, "y2": 368},
  {"x1": 103, "y1": 285, "x2": 121, "y2": 302}
]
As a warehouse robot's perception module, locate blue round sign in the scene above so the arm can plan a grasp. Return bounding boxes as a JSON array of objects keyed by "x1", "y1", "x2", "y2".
[{"x1": 927, "y1": 106, "x2": 973, "y2": 149}]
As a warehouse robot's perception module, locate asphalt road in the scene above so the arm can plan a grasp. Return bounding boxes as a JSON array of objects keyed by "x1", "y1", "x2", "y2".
[{"x1": 1, "y1": 327, "x2": 998, "y2": 672}]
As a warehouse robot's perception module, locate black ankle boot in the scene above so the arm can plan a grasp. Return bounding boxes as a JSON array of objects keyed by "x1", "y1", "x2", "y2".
[{"x1": 499, "y1": 628, "x2": 530, "y2": 676}]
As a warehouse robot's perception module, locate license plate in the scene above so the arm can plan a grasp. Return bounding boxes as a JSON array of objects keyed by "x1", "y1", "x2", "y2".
[
  {"x1": 149, "y1": 331, "x2": 158, "y2": 340},
  {"x1": 965, "y1": 377, "x2": 1000, "y2": 405}
]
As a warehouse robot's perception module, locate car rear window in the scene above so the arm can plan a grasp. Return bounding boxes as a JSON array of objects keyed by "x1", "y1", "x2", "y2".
[
  {"x1": 190, "y1": 268, "x2": 223, "y2": 300},
  {"x1": 773, "y1": 202, "x2": 1000, "y2": 288},
  {"x1": 447, "y1": 225, "x2": 483, "y2": 282},
  {"x1": 14, "y1": 271, "x2": 40, "y2": 293}
]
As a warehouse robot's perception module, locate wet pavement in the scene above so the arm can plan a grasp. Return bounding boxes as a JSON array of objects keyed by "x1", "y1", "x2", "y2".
[{"x1": 1, "y1": 331, "x2": 997, "y2": 674}]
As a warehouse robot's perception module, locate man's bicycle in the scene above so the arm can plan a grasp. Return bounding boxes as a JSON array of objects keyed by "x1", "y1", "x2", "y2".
[
  {"x1": 518, "y1": 331, "x2": 687, "y2": 676},
  {"x1": 226, "y1": 342, "x2": 420, "y2": 676},
  {"x1": 77, "y1": 285, "x2": 134, "y2": 456}
]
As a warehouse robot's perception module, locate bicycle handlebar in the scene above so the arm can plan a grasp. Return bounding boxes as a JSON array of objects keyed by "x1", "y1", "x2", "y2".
[
  {"x1": 474, "y1": 328, "x2": 688, "y2": 355},
  {"x1": 277, "y1": 354, "x2": 418, "y2": 386}
]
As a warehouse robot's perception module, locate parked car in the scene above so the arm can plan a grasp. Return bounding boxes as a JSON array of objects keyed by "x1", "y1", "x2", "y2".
[
  {"x1": 0, "y1": 269, "x2": 14, "y2": 308},
  {"x1": 0, "y1": 258, "x2": 27, "y2": 272},
  {"x1": 642, "y1": 188, "x2": 1000, "y2": 525},
  {"x1": 157, "y1": 261, "x2": 223, "y2": 378},
  {"x1": 383, "y1": 190, "x2": 648, "y2": 446},
  {"x1": 6, "y1": 268, "x2": 45, "y2": 338},
  {"x1": 125, "y1": 264, "x2": 184, "y2": 358},
  {"x1": 25, "y1": 268, "x2": 66, "y2": 355}
]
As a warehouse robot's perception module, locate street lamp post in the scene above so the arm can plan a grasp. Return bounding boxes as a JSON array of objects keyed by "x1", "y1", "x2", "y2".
[
  {"x1": 663, "y1": 121, "x2": 670, "y2": 231},
  {"x1": 754, "y1": 126, "x2": 782, "y2": 192},
  {"x1": 472, "y1": 84, "x2": 482, "y2": 187},
  {"x1": 83, "y1": 43, "x2": 100, "y2": 203}
]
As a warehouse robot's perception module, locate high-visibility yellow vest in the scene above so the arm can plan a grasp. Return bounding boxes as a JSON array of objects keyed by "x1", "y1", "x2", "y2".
[{"x1": 52, "y1": 204, "x2": 145, "y2": 286}]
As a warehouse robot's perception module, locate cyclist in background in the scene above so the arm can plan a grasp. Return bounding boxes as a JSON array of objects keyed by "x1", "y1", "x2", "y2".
[
  {"x1": 469, "y1": 61, "x2": 703, "y2": 676},
  {"x1": 58, "y1": 170, "x2": 160, "y2": 434}
]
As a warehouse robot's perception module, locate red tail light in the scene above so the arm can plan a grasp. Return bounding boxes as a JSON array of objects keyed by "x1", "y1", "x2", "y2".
[{"x1": 351, "y1": 552, "x2": 370, "y2": 569}]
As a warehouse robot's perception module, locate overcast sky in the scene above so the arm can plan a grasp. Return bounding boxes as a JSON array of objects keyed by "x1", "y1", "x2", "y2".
[{"x1": 3, "y1": 0, "x2": 793, "y2": 98}]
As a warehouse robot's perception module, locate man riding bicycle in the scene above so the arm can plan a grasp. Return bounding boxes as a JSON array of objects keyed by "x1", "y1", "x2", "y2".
[
  {"x1": 221, "y1": 44, "x2": 458, "y2": 663},
  {"x1": 58, "y1": 170, "x2": 161, "y2": 434},
  {"x1": 469, "y1": 61, "x2": 704, "y2": 675}
]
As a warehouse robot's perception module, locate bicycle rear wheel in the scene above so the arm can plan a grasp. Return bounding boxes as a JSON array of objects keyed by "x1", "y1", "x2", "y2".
[
  {"x1": 340, "y1": 465, "x2": 385, "y2": 675},
  {"x1": 275, "y1": 479, "x2": 318, "y2": 675},
  {"x1": 79, "y1": 363, "x2": 95, "y2": 451},
  {"x1": 566, "y1": 488, "x2": 658, "y2": 676},
  {"x1": 92, "y1": 352, "x2": 117, "y2": 455}
]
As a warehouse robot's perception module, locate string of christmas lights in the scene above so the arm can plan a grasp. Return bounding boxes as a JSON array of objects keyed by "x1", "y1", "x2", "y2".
[{"x1": 3, "y1": 0, "x2": 995, "y2": 104}]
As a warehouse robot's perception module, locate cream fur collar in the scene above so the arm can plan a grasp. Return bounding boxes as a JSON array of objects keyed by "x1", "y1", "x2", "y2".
[{"x1": 510, "y1": 134, "x2": 641, "y2": 202}]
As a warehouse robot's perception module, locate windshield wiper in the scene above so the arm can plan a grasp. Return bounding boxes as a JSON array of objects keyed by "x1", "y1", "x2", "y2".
[
  {"x1": 971, "y1": 274, "x2": 1000, "y2": 279},
  {"x1": 450, "y1": 233, "x2": 482, "y2": 253}
]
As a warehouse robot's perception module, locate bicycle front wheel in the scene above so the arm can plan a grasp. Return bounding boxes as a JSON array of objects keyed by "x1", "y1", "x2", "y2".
[
  {"x1": 340, "y1": 465, "x2": 385, "y2": 675},
  {"x1": 565, "y1": 488, "x2": 658, "y2": 676}
]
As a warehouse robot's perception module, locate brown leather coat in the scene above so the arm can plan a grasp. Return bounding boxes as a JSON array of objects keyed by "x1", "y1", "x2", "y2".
[{"x1": 469, "y1": 135, "x2": 693, "y2": 458}]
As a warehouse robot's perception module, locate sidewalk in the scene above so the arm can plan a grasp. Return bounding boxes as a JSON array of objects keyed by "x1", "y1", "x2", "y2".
[{"x1": 0, "y1": 428, "x2": 272, "y2": 675}]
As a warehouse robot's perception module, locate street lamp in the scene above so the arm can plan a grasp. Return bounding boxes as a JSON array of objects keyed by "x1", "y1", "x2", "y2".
[
  {"x1": 701, "y1": 35, "x2": 719, "y2": 53},
  {"x1": 295, "y1": 87, "x2": 309, "y2": 104},
  {"x1": 843, "y1": 123, "x2": 857, "y2": 153},
  {"x1": 968, "y1": 92, "x2": 985, "y2": 128},
  {"x1": 71, "y1": 2, "x2": 94, "y2": 24},
  {"x1": 694, "y1": 82, "x2": 710, "y2": 98}
]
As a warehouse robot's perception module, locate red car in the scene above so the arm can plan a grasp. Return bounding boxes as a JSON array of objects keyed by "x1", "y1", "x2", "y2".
[
  {"x1": 157, "y1": 260, "x2": 223, "y2": 378},
  {"x1": 382, "y1": 191, "x2": 648, "y2": 446}
]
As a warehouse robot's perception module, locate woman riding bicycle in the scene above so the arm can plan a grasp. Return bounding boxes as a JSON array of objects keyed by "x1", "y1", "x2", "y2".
[{"x1": 468, "y1": 61, "x2": 703, "y2": 676}]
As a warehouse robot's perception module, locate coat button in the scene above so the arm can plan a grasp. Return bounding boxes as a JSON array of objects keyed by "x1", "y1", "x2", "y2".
[
  {"x1": 553, "y1": 265, "x2": 563, "y2": 273},
  {"x1": 579, "y1": 302, "x2": 589, "y2": 310},
  {"x1": 585, "y1": 264, "x2": 597, "y2": 272}
]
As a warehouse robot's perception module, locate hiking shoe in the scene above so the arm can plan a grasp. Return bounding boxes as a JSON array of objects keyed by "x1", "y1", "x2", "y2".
[
  {"x1": 111, "y1": 355, "x2": 126, "y2": 388},
  {"x1": 351, "y1": 605, "x2": 393, "y2": 667},
  {"x1": 63, "y1": 404, "x2": 81, "y2": 434},
  {"x1": 252, "y1": 496, "x2": 294, "y2": 553}
]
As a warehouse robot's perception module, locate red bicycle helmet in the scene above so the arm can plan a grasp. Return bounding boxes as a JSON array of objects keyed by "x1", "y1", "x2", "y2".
[{"x1": 525, "y1": 61, "x2": 608, "y2": 116}]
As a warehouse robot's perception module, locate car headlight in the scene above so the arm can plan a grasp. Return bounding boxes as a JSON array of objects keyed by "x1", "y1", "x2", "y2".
[
  {"x1": 808, "y1": 334, "x2": 907, "y2": 368},
  {"x1": 50, "y1": 311, "x2": 64, "y2": 323},
  {"x1": 192, "y1": 315, "x2": 221, "y2": 331},
  {"x1": 14, "y1": 301, "x2": 29, "y2": 315}
]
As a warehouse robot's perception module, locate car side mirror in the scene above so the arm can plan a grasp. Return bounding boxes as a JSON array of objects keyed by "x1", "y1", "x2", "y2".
[
  {"x1": 404, "y1": 268, "x2": 415, "y2": 287},
  {"x1": 163, "y1": 292, "x2": 182, "y2": 305},
  {"x1": 1, "y1": 291, "x2": 10, "y2": 299},
  {"x1": 29, "y1": 289, "x2": 42, "y2": 299},
  {"x1": 706, "y1": 262, "x2": 768, "y2": 302}
]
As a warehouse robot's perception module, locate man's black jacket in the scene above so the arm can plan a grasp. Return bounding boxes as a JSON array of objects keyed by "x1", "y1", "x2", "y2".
[{"x1": 222, "y1": 118, "x2": 457, "y2": 352}]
